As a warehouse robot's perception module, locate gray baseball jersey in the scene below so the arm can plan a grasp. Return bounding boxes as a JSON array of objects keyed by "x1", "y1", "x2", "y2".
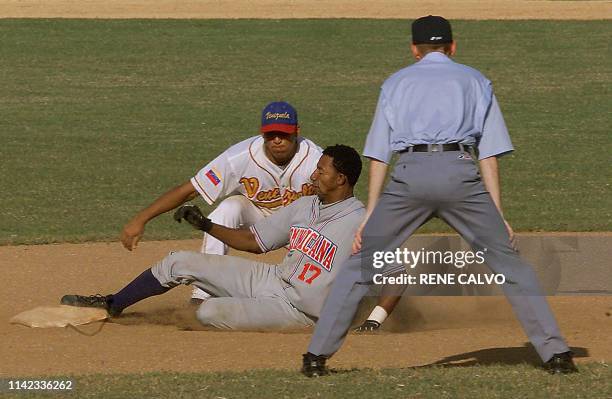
[
  {"x1": 151, "y1": 195, "x2": 364, "y2": 330},
  {"x1": 251, "y1": 195, "x2": 365, "y2": 317}
]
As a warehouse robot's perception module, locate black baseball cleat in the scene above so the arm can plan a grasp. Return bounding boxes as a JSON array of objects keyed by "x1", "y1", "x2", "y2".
[
  {"x1": 61, "y1": 294, "x2": 122, "y2": 317},
  {"x1": 544, "y1": 351, "x2": 578, "y2": 374},
  {"x1": 353, "y1": 320, "x2": 381, "y2": 333},
  {"x1": 301, "y1": 352, "x2": 330, "y2": 377}
]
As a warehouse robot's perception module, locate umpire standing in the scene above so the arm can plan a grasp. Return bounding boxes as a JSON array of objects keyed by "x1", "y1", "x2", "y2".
[{"x1": 302, "y1": 15, "x2": 577, "y2": 376}]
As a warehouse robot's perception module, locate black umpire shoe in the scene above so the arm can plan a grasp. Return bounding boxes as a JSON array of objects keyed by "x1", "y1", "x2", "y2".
[
  {"x1": 61, "y1": 294, "x2": 122, "y2": 317},
  {"x1": 301, "y1": 352, "x2": 330, "y2": 377},
  {"x1": 544, "y1": 351, "x2": 578, "y2": 374}
]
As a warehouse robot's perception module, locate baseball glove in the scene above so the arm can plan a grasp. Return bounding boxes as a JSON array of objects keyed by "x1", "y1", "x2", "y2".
[
  {"x1": 173, "y1": 205, "x2": 213, "y2": 232},
  {"x1": 352, "y1": 319, "x2": 381, "y2": 333}
]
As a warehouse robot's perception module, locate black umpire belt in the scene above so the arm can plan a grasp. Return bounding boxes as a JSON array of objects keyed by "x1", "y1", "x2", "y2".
[{"x1": 399, "y1": 143, "x2": 473, "y2": 153}]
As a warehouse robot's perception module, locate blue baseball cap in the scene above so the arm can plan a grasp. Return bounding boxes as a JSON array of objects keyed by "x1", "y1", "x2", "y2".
[{"x1": 260, "y1": 101, "x2": 299, "y2": 134}]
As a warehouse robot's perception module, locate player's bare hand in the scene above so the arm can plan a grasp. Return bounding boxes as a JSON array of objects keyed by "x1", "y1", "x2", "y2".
[
  {"x1": 120, "y1": 220, "x2": 145, "y2": 251},
  {"x1": 353, "y1": 319, "x2": 381, "y2": 333},
  {"x1": 503, "y1": 219, "x2": 518, "y2": 251},
  {"x1": 351, "y1": 222, "x2": 366, "y2": 254}
]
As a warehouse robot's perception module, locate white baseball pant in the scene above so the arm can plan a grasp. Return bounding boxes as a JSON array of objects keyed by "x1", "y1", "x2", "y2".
[{"x1": 192, "y1": 195, "x2": 268, "y2": 300}]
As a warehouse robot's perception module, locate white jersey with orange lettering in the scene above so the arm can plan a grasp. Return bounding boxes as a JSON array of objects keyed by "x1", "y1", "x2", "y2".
[
  {"x1": 189, "y1": 135, "x2": 322, "y2": 300},
  {"x1": 191, "y1": 135, "x2": 322, "y2": 214}
]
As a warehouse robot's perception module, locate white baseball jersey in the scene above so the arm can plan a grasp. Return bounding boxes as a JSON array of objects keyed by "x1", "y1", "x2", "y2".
[
  {"x1": 250, "y1": 195, "x2": 365, "y2": 318},
  {"x1": 191, "y1": 136, "x2": 322, "y2": 215}
]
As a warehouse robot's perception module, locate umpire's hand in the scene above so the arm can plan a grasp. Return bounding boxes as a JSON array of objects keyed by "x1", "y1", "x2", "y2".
[{"x1": 174, "y1": 205, "x2": 213, "y2": 232}]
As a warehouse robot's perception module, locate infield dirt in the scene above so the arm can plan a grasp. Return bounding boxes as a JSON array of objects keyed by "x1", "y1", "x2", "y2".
[
  {"x1": 2, "y1": 238, "x2": 611, "y2": 376},
  {"x1": 0, "y1": 0, "x2": 610, "y2": 19}
]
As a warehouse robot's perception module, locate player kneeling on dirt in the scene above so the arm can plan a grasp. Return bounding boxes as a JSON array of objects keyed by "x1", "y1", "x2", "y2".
[{"x1": 61, "y1": 145, "x2": 365, "y2": 331}]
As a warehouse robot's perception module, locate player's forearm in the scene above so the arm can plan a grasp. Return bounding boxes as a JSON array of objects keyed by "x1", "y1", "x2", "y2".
[
  {"x1": 207, "y1": 225, "x2": 263, "y2": 254},
  {"x1": 365, "y1": 158, "x2": 389, "y2": 216},
  {"x1": 479, "y1": 156, "x2": 504, "y2": 217},
  {"x1": 133, "y1": 181, "x2": 198, "y2": 224}
]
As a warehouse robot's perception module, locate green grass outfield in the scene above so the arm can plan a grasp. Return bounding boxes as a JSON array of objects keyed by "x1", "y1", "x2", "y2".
[
  {"x1": 3, "y1": 363, "x2": 610, "y2": 398},
  {"x1": 0, "y1": 20, "x2": 610, "y2": 245}
]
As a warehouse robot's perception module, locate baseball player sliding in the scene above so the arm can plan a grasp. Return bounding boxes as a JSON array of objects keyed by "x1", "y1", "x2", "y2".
[
  {"x1": 61, "y1": 145, "x2": 365, "y2": 331},
  {"x1": 119, "y1": 101, "x2": 322, "y2": 304}
]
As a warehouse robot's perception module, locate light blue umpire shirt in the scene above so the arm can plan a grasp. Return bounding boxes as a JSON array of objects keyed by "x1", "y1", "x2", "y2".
[{"x1": 363, "y1": 51, "x2": 514, "y2": 162}]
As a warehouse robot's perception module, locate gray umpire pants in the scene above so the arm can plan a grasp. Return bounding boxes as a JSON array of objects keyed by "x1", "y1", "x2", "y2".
[
  {"x1": 151, "y1": 251, "x2": 314, "y2": 331},
  {"x1": 307, "y1": 150, "x2": 570, "y2": 362}
]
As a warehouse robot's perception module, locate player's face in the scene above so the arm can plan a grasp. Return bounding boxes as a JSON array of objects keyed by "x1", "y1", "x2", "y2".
[
  {"x1": 311, "y1": 155, "x2": 343, "y2": 202},
  {"x1": 263, "y1": 131, "x2": 298, "y2": 166}
]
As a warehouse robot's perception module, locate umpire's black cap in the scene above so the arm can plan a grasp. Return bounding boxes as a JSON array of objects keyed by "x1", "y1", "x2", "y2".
[{"x1": 412, "y1": 15, "x2": 453, "y2": 44}]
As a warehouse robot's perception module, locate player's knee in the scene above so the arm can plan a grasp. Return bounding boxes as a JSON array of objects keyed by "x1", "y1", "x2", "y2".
[
  {"x1": 161, "y1": 251, "x2": 197, "y2": 279},
  {"x1": 152, "y1": 250, "x2": 191, "y2": 285},
  {"x1": 165, "y1": 250, "x2": 192, "y2": 265},
  {"x1": 209, "y1": 196, "x2": 248, "y2": 226},
  {"x1": 195, "y1": 303, "x2": 229, "y2": 329}
]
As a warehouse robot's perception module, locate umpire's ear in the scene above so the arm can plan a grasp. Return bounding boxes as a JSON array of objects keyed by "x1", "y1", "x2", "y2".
[
  {"x1": 411, "y1": 43, "x2": 421, "y2": 60},
  {"x1": 449, "y1": 40, "x2": 457, "y2": 56},
  {"x1": 336, "y1": 173, "x2": 347, "y2": 186}
]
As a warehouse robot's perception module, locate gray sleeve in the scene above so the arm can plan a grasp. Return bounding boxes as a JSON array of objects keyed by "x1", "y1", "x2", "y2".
[
  {"x1": 250, "y1": 199, "x2": 307, "y2": 252},
  {"x1": 363, "y1": 90, "x2": 393, "y2": 163},
  {"x1": 477, "y1": 94, "x2": 514, "y2": 160}
]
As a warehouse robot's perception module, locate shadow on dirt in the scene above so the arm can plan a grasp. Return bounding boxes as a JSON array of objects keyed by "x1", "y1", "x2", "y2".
[{"x1": 420, "y1": 344, "x2": 589, "y2": 367}]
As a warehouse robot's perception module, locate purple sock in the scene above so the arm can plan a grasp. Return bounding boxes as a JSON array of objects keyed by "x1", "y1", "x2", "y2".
[{"x1": 109, "y1": 268, "x2": 170, "y2": 313}]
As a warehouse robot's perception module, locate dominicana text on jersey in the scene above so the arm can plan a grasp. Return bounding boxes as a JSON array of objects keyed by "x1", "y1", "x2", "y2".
[
  {"x1": 288, "y1": 226, "x2": 337, "y2": 271},
  {"x1": 250, "y1": 196, "x2": 365, "y2": 318}
]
